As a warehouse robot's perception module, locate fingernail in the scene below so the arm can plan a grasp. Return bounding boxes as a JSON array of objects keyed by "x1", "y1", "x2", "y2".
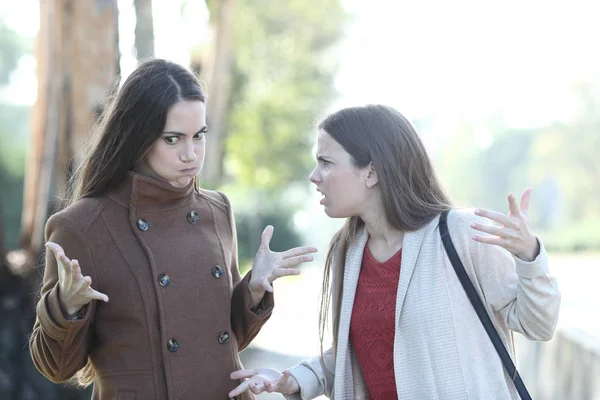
[
  {"x1": 470, "y1": 222, "x2": 476, "y2": 228},
  {"x1": 474, "y1": 209, "x2": 480, "y2": 214}
]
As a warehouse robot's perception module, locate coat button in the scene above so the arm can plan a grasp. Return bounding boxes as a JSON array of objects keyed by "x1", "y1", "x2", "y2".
[
  {"x1": 136, "y1": 218, "x2": 149, "y2": 231},
  {"x1": 187, "y1": 210, "x2": 199, "y2": 224},
  {"x1": 167, "y1": 338, "x2": 179, "y2": 352},
  {"x1": 218, "y1": 331, "x2": 230, "y2": 344},
  {"x1": 211, "y1": 265, "x2": 223, "y2": 279},
  {"x1": 158, "y1": 274, "x2": 170, "y2": 287}
]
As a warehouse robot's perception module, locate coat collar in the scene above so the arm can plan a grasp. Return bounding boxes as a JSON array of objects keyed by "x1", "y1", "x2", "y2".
[{"x1": 107, "y1": 172, "x2": 195, "y2": 211}]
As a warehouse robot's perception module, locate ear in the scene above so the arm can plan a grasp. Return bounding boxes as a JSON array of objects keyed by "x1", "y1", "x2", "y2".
[{"x1": 365, "y1": 162, "x2": 378, "y2": 189}]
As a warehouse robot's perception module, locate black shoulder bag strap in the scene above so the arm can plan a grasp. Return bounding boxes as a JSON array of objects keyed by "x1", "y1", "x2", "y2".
[{"x1": 439, "y1": 210, "x2": 532, "y2": 400}]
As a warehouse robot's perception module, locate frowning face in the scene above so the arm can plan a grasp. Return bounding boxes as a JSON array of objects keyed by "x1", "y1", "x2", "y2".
[
  {"x1": 138, "y1": 100, "x2": 207, "y2": 188},
  {"x1": 308, "y1": 129, "x2": 373, "y2": 218}
]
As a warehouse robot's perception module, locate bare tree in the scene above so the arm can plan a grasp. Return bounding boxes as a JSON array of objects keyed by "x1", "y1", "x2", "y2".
[
  {"x1": 17, "y1": 0, "x2": 119, "y2": 274},
  {"x1": 204, "y1": 0, "x2": 235, "y2": 186}
]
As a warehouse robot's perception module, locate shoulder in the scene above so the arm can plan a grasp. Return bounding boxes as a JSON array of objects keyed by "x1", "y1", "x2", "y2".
[
  {"x1": 445, "y1": 207, "x2": 488, "y2": 238},
  {"x1": 442, "y1": 206, "x2": 506, "y2": 264},
  {"x1": 46, "y1": 196, "x2": 110, "y2": 235},
  {"x1": 196, "y1": 189, "x2": 230, "y2": 213},
  {"x1": 196, "y1": 189, "x2": 235, "y2": 234}
]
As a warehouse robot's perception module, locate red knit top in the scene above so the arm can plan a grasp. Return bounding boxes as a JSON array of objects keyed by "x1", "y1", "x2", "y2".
[{"x1": 349, "y1": 244, "x2": 401, "y2": 400}]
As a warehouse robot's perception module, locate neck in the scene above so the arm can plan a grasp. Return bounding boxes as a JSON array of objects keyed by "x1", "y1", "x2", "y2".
[
  {"x1": 360, "y1": 201, "x2": 404, "y2": 260},
  {"x1": 133, "y1": 162, "x2": 164, "y2": 184}
]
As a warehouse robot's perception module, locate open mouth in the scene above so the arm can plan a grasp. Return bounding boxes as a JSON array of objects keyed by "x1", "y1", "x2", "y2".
[{"x1": 317, "y1": 189, "x2": 326, "y2": 203}]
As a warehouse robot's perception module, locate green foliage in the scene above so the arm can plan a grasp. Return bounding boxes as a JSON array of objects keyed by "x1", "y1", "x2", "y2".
[
  {"x1": 539, "y1": 216, "x2": 600, "y2": 253},
  {"x1": 530, "y1": 85, "x2": 600, "y2": 223},
  {"x1": 224, "y1": 0, "x2": 346, "y2": 190},
  {"x1": 0, "y1": 104, "x2": 29, "y2": 250},
  {"x1": 221, "y1": 182, "x2": 309, "y2": 270},
  {"x1": 235, "y1": 205, "x2": 302, "y2": 275},
  {"x1": 0, "y1": 16, "x2": 27, "y2": 84},
  {"x1": 0, "y1": 18, "x2": 30, "y2": 250},
  {"x1": 439, "y1": 82, "x2": 600, "y2": 251},
  {"x1": 210, "y1": 0, "x2": 346, "y2": 265}
]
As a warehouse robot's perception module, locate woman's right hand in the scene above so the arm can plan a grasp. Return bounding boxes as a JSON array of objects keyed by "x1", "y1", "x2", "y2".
[
  {"x1": 45, "y1": 241, "x2": 109, "y2": 318},
  {"x1": 228, "y1": 368, "x2": 299, "y2": 398}
]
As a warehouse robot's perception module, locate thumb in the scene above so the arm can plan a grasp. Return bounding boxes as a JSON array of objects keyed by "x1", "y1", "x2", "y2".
[
  {"x1": 260, "y1": 225, "x2": 274, "y2": 250},
  {"x1": 262, "y1": 279, "x2": 274, "y2": 293}
]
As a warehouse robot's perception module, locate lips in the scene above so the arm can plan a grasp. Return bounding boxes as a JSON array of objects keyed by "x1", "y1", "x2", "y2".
[
  {"x1": 317, "y1": 188, "x2": 326, "y2": 204},
  {"x1": 180, "y1": 167, "x2": 199, "y2": 174}
]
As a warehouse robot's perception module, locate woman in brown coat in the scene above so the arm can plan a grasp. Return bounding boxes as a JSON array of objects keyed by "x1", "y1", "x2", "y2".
[{"x1": 29, "y1": 59, "x2": 317, "y2": 400}]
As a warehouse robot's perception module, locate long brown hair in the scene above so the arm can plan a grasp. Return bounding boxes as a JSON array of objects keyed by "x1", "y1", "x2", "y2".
[
  {"x1": 67, "y1": 58, "x2": 206, "y2": 207},
  {"x1": 317, "y1": 105, "x2": 452, "y2": 365},
  {"x1": 67, "y1": 58, "x2": 206, "y2": 386}
]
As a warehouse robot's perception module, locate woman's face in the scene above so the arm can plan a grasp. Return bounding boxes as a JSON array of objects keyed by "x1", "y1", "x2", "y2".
[
  {"x1": 309, "y1": 129, "x2": 373, "y2": 218},
  {"x1": 139, "y1": 100, "x2": 207, "y2": 188}
]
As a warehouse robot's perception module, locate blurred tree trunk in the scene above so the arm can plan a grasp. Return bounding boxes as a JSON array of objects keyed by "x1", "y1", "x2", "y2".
[
  {"x1": 203, "y1": 0, "x2": 234, "y2": 186},
  {"x1": 2, "y1": 1, "x2": 119, "y2": 399},
  {"x1": 134, "y1": 0, "x2": 154, "y2": 60},
  {"x1": 18, "y1": 0, "x2": 120, "y2": 269},
  {"x1": 0, "y1": 200, "x2": 4, "y2": 261}
]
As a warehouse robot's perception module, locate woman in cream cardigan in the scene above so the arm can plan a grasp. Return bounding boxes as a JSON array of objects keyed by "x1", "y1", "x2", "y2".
[{"x1": 228, "y1": 105, "x2": 561, "y2": 400}]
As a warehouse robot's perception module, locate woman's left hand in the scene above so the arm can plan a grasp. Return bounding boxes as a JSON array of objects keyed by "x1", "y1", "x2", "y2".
[
  {"x1": 248, "y1": 225, "x2": 318, "y2": 295},
  {"x1": 471, "y1": 188, "x2": 540, "y2": 262}
]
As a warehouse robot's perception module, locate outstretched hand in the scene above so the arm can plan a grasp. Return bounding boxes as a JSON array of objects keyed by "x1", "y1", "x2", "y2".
[
  {"x1": 45, "y1": 242, "x2": 109, "y2": 318},
  {"x1": 248, "y1": 225, "x2": 317, "y2": 294},
  {"x1": 229, "y1": 368, "x2": 299, "y2": 397},
  {"x1": 470, "y1": 188, "x2": 540, "y2": 261}
]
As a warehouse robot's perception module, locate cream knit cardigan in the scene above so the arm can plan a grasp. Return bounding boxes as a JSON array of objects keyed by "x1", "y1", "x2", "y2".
[{"x1": 285, "y1": 208, "x2": 561, "y2": 399}]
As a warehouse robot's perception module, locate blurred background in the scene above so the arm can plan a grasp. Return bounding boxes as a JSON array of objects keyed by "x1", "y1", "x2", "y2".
[{"x1": 0, "y1": 0, "x2": 598, "y2": 399}]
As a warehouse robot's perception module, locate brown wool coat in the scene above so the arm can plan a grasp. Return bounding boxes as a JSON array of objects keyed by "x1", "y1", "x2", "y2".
[{"x1": 29, "y1": 172, "x2": 274, "y2": 400}]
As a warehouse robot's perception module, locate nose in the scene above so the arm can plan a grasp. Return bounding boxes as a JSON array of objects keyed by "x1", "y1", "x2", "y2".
[
  {"x1": 309, "y1": 167, "x2": 320, "y2": 184},
  {"x1": 180, "y1": 141, "x2": 197, "y2": 162}
]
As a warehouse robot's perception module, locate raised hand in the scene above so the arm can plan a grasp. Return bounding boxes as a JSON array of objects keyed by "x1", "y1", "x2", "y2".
[
  {"x1": 248, "y1": 225, "x2": 318, "y2": 294},
  {"x1": 45, "y1": 242, "x2": 109, "y2": 318},
  {"x1": 228, "y1": 368, "x2": 299, "y2": 397},
  {"x1": 471, "y1": 188, "x2": 540, "y2": 261}
]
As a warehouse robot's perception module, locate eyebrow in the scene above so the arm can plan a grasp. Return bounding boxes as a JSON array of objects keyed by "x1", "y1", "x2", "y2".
[{"x1": 162, "y1": 126, "x2": 208, "y2": 136}]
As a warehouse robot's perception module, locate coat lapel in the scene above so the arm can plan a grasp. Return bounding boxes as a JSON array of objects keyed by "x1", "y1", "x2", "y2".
[
  {"x1": 395, "y1": 219, "x2": 435, "y2": 324},
  {"x1": 334, "y1": 227, "x2": 369, "y2": 397}
]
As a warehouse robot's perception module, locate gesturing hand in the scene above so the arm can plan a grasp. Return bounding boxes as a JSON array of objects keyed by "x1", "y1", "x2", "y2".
[
  {"x1": 45, "y1": 242, "x2": 109, "y2": 318},
  {"x1": 248, "y1": 225, "x2": 318, "y2": 294},
  {"x1": 228, "y1": 368, "x2": 299, "y2": 397},
  {"x1": 471, "y1": 188, "x2": 540, "y2": 262}
]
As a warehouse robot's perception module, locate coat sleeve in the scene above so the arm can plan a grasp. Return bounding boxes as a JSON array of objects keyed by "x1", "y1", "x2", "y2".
[
  {"x1": 284, "y1": 347, "x2": 336, "y2": 400},
  {"x1": 29, "y1": 212, "x2": 97, "y2": 383},
  {"x1": 220, "y1": 193, "x2": 274, "y2": 351},
  {"x1": 450, "y1": 209, "x2": 561, "y2": 341}
]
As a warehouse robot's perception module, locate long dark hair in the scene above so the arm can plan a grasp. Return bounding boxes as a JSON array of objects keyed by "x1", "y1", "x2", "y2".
[
  {"x1": 68, "y1": 59, "x2": 205, "y2": 386},
  {"x1": 317, "y1": 105, "x2": 452, "y2": 364},
  {"x1": 67, "y1": 58, "x2": 206, "y2": 206}
]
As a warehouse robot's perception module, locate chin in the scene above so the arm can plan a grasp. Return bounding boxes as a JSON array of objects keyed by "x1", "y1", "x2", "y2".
[
  {"x1": 170, "y1": 177, "x2": 195, "y2": 188},
  {"x1": 323, "y1": 207, "x2": 345, "y2": 219}
]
